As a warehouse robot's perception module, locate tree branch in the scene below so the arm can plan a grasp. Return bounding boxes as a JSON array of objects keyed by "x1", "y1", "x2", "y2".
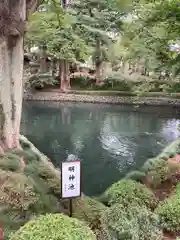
[{"x1": 26, "y1": 0, "x2": 44, "y2": 17}]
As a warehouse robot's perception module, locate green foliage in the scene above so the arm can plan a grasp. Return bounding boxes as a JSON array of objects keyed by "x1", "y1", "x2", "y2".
[
  {"x1": 140, "y1": 139, "x2": 180, "y2": 187},
  {"x1": 25, "y1": 74, "x2": 58, "y2": 90},
  {"x1": 70, "y1": 72, "x2": 180, "y2": 92},
  {"x1": 125, "y1": 170, "x2": 146, "y2": 182},
  {"x1": 0, "y1": 170, "x2": 38, "y2": 210},
  {"x1": 26, "y1": 2, "x2": 90, "y2": 63},
  {"x1": 142, "y1": 139, "x2": 180, "y2": 174},
  {"x1": 102, "y1": 179, "x2": 156, "y2": 209},
  {"x1": 0, "y1": 154, "x2": 20, "y2": 172},
  {"x1": 101, "y1": 203, "x2": 162, "y2": 240},
  {"x1": 24, "y1": 161, "x2": 61, "y2": 196},
  {"x1": 141, "y1": 157, "x2": 165, "y2": 174},
  {"x1": 0, "y1": 139, "x2": 66, "y2": 236},
  {"x1": 156, "y1": 184, "x2": 180, "y2": 232},
  {"x1": 73, "y1": 196, "x2": 106, "y2": 229},
  {"x1": 10, "y1": 213, "x2": 96, "y2": 240},
  {"x1": 145, "y1": 161, "x2": 170, "y2": 188},
  {"x1": 72, "y1": 196, "x2": 109, "y2": 239},
  {"x1": 159, "y1": 139, "x2": 180, "y2": 158},
  {"x1": 122, "y1": 0, "x2": 180, "y2": 77},
  {"x1": 11, "y1": 148, "x2": 40, "y2": 164}
]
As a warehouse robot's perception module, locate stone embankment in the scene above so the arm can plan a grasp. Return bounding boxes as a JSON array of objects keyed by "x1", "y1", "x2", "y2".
[{"x1": 24, "y1": 91, "x2": 180, "y2": 107}]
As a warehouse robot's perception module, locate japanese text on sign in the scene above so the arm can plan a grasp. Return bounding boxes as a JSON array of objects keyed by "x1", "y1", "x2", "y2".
[{"x1": 61, "y1": 161, "x2": 81, "y2": 198}]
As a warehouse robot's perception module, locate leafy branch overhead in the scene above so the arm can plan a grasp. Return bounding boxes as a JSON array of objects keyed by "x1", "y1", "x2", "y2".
[
  {"x1": 26, "y1": 0, "x2": 126, "y2": 64},
  {"x1": 120, "y1": 0, "x2": 180, "y2": 75}
]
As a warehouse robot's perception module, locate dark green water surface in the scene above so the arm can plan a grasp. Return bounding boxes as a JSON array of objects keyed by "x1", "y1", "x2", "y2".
[{"x1": 21, "y1": 101, "x2": 180, "y2": 196}]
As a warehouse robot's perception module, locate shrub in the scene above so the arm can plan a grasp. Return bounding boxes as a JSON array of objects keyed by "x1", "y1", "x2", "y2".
[
  {"x1": 73, "y1": 196, "x2": 106, "y2": 230},
  {"x1": 125, "y1": 170, "x2": 146, "y2": 182},
  {"x1": 26, "y1": 73, "x2": 57, "y2": 90},
  {"x1": 71, "y1": 75, "x2": 94, "y2": 89},
  {"x1": 9, "y1": 213, "x2": 97, "y2": 240},
  {"x1": 11, "y1": 149, "x2": 40, "y2": 164},
  {"x1": 73, "y1": 196, "x2": 108, "y2": 239},
  {"x1": 19, "y1": 139, "x2": 31, "y2": 149},
  {"x1": 101, "y1": 203, "x2": 162, "y2": 240},
  {"x1": 0, "y1": 170, "x2": 38, "y2": 210},
  {"x1": 0, "y1": 154, "x2": 20, "y2": 172},
  {"x1": 143, "y1": 158, "x2": 180, "y2": 188},
  {"x1": 102, "y1": 179, "x2": 156, "y2": 209},
  {"x1": 145, "y1": 161, "x2": 170, "y2": 187},
  {"x1": 141, "y1": 157, "x2": 165, "y2": 174},
  {"x1": 24, "y1": 161, "x2": 60, "y2": 196},
  {"x1": 156, "y1": 184, "x2": 180, "y2": 232},
  {"x1": 159, "y1": 139, "x2": 180, "y2": 158}
]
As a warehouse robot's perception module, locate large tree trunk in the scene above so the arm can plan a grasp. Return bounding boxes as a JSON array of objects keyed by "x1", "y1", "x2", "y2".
[
  {"x1": 0, "y1": 0, "x2": 26, "y2": 152},
  {"x1": 59, "y1": 59, "x2": 70, "y2": 91},
  {"x1": 39, "y1": 45, "x2": 47, "y2": 73},
  {"x1": 95, "y1": 39, "x2": 103, "y2": 85},
  {"x1": 51, "y1": 58, "x2": 56, "y2": 78}
]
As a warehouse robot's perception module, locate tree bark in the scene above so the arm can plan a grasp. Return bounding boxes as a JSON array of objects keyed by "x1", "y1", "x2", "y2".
[
  {"x1": 95, "y1": 39, "x2": 103, "y2": 85},
  {"x1": 39, "y1": 45, "x2": 47, "y2": 73},
  {"x1": 0, "y1": 0, "x2": 26, "y2": 151},
  {"x1": 59, "y1": 59, "x2": 70, "y2": 91},
  {"x1": 51, "y1": 58, "x2": 56, "y2": 78}
]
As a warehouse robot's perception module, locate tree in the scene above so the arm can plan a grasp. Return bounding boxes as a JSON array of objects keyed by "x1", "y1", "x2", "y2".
[
  {"x1": 71, "y1": 0, "x2": 125, "y2": 84},
  {"x1": 0, "y1": 0, "x2": 40, "y2": 153},
  {"x1": 121, "y1": 0, "x2": 180, "y2": 78},
  {"x1": 26, "y1": 0, "x2": 90, "y2": 91}
]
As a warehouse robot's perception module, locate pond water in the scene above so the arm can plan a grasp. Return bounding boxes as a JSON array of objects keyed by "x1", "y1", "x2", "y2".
[{"x1": 21, "y1": 101, "x2": 180, "y2": 196}]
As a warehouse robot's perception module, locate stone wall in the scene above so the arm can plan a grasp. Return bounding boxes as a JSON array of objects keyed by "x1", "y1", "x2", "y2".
[{"x1": 24, "y1": 91, "x2": 180, "y2": 107}]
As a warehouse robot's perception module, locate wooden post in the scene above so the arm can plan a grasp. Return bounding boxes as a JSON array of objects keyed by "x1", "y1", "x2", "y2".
[{"x1": 69, "y1": 198, "x2": 73, "y2": 217}]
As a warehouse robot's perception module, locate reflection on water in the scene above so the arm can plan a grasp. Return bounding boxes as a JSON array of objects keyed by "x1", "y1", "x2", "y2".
[{"x1": 21, "y1": 101, "x2": 180, "y2": 196}]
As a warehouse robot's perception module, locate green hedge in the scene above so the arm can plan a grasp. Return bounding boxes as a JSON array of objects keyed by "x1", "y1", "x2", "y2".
[
  {"x1": 124, "y1": 170, "x2": 146, "y2": 182},
  {"x1": 72, "y1": 196, "x2": 107, "y2": 239},
  {"x1": 59, "y1": 89, "x2": 180, "y2": 98},
  {"x1": 156, "y1": 184, "x2": 180, "y2": 232},
  {"x1": 9, "y1": 213, "x2": 96, "y2": 240},
  {"x1": 125, "y1": 139, "x2": 180, "y2": 187},
  {"x1": 101, "y1": 203, "x2": 162, "y2": 240},
  {"x1": 70, "y1": 75, "x2": 180, "y2": 93},
  {"x1": 100, "y1": 179, "x2": 157, "y2": 209}
]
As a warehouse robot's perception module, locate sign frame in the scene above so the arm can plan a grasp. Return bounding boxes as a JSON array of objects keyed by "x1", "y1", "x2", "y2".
[{"x1": 60, "y1": 160, "x2": 82, "y2": 199}]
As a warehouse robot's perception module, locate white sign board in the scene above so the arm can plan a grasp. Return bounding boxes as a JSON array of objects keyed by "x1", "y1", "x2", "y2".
[{"x1": 61, "y1": 161, "x2": 81, "y2": 198}]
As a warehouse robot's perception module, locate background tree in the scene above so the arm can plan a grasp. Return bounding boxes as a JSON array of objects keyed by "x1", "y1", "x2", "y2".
[
  {"x1": 120, "y1": 0, "x2": 180, "y2": 79},
  {"x1": 70, "y1": 0, "x2": 125, "y2": 84},
  {"x1": 26, "y1": 0, "x2": 90, "y2": 91}
]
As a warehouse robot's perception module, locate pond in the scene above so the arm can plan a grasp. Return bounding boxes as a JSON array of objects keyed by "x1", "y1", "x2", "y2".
[{"x1": 21, "y1": 101, "x2": 180, "y2": 196}]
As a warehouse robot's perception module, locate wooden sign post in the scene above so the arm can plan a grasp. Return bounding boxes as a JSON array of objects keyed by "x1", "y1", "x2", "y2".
[{"x1": 61, "y1": 160, "x2": 82, "y2": 217}]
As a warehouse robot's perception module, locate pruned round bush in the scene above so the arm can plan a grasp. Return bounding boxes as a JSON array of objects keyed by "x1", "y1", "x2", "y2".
[
  {"x1": 10, "y1": 213, "x2": 96, "y2": 240},
  {"x1": 103, "y1": 179, "x2": 156, "y2": 209},
  {"x1": 73, "y1": 196, "x2": 106, "y2": 225},
  {"x1": 155, "y1": 184, "x2": 180, "y2": 232},
  {"x1": 73, "y1": 196, "x2": 107, "y2": 238},
  {"x1": 101, "y1": 203, "x2": 162, "y2": 240}
]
